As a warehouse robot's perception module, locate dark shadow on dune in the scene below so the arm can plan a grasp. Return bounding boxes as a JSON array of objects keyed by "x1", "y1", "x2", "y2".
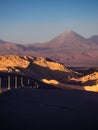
[
  {"x1": 0, "y1": 59, "x2": 86, "y2": 90},
  {"x1": 80, "y1": 67, "x2": 98, "y2": 76},
  {"x1": 0, "y1": 59, "x2": 87, "y2": 91},
  {"x1": 70, "y1": 67, "x2": 98, "y2": 75},
  {"x1": 84, "y1": 67, "x2": 98, "y2": 75},
  {"x1": 0, "y1": 72, "x2": 60, "y2": 90},
  {"x1": 82, "y1": 79, "x2": 98, "y2": 86},
  {"x1": 0, "y1": 72, "x2": 32, "y2": 88},
  {"x1": 15, "y1": 59, "x2": 79, "y2": 84}
]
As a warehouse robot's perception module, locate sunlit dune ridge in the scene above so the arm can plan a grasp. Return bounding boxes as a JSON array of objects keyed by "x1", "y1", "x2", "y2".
[
  {"x1": 0, "y1": 55, "x2": 77, "y2": 83},
  {"x1": 42, "y1": 79, "x2": 98, "y2": 92},
  {"x1": 81, "y1": 72, "x2": 98, "y2": 83},
  {"x1": 70, "y1": 72, "x2": 98, "y2": 83},
  {"x1": 84, "y1": 84, "x2": 98, "y2": 92},
  {"x1": 0, "y1": 55, "x2": 98, "y2": 92},
  {"x1": 41, "y1": 79, "x2": 59, "y2": 85},
  {"x1": 0, "y1": 55, "x2": 70, "y2": 72},
  {"x1": 0, "y1": 55, "x2": 29, "y2": 71}
]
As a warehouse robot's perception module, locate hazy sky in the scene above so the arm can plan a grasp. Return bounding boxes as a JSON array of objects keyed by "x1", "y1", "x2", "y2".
[{"x1": 0, "y1": 0, "x2": 98, "y2": 44}]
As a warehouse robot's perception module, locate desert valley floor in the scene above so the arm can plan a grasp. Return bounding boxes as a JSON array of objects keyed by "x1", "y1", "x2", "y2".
[{"x1": 0, "y1": 88, "x2": 98, "y2": 130}]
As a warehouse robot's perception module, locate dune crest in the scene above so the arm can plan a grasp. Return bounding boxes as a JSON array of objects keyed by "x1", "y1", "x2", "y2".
[
  {"x1": 0, "y1": 55, "x2": 98, "y2": 92},
  {"x1": 84, "y1": 84, "x2": 98, "y2": 92},
  {"x1": 41, "y1": 79, "x2": 59, "y2": 85}
]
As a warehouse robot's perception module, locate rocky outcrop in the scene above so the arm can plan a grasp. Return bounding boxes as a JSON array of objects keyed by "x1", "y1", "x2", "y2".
[
  {"x1": 0, "y1": 55, "x2": 98, "y2": 92},
  {"x1": 0, "y1": 55, "x2": 78, "y2": 83}
]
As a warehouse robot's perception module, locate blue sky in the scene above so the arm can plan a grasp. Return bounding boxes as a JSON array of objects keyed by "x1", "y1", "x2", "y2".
[{"x1": 0, "y1": 0, "x2": 98, "y2": 44}]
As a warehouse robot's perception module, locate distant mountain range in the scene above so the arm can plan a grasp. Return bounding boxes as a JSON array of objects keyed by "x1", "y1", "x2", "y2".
[{"x1": 0, "y1": 30, "x2": 98, "y2": 67}]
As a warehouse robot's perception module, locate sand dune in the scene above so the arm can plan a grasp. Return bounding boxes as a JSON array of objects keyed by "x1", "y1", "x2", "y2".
[
  {"x1": 0, "y1": 55, "x2": 98, "y2": 92},
  {"x1": 0, "y1": 55, "x2": 77, "y2": 82}
]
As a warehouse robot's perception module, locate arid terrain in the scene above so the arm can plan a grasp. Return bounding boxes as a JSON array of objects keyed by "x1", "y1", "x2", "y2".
[
  {"x1": 0, "y1": 0, "x2": 98, "y2": 129},
  {"x1": 0, "y1": 31, "x2": 98, "y2": 130},
  {"x1": 0, "y1": 88, "x2": 98, "y2": 130},
  {"x1": 0, "y1": 30, "x2": 98, "y2": 67},
  {"x1": 0, "y1": 55, "x2": 98, "y2": 129},
  {"x1": 0, "y1": 55, "x2": 98, "y2": 92}
]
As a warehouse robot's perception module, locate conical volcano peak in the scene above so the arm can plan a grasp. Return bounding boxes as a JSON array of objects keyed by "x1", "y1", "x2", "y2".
[
  {"x1": 51, "y1": 29, "x2": 85, "y2": 44},
  {"x1": 57, "y1": 29, "x2": 87, "y2": 42},
  {"x1": 66, "y1": 29, "x2": 74, "y2": 33},
  {"x1": 62, "y1": 29, "x2": 79, "y2": 36}
]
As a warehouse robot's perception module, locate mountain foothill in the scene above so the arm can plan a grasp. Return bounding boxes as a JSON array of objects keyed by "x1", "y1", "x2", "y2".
[{"x1": 0, "y1": 30, "x2": 98, "y2": 67}]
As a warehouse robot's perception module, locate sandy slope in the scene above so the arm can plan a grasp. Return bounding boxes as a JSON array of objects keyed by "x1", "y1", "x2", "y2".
[
  {"x1": 69, "y1": 71, "x2": 98, "y2": 92},
  {"x1": 0, "y1": 55, "x2": 98, "y2": 92},
  {"x1": 0, "y1": 88, "x2": 98, "y2": 130},
  {"x1": 0, "y1": 55, "x2": 77, "y2": 82}
]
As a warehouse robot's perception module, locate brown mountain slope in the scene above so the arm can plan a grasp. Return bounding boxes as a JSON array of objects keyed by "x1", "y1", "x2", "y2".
[
  {"x1": 0, "y1": 42, "x2": 25, "y2": 55},
  {"x1": 0, "y1": 30, "x2": 98, "y2": 66},
  {"x1": 88, "y1": 35, "x2": 98, "y2": 44},
  {"x1": 31, "y1": 30, "x2": 98, "y2": 67}
]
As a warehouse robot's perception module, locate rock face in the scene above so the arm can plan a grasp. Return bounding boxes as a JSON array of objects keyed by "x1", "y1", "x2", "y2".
[{"x1": 0, "y1": 55, "x2": 77, "y2": 83}]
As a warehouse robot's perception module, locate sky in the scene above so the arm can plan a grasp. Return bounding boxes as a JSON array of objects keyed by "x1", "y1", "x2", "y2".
[{"x1": 0, "y1": 0, "x2": 98, "y2": 44}]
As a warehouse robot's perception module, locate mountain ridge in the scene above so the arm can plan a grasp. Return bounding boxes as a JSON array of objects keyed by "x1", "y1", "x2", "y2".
[
  {"x1": 0, "y1": 30, "x2": 98, "y2": 67},
  {"x1": 88, "y1": 35, "x2": 98, "y2": 44}
]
